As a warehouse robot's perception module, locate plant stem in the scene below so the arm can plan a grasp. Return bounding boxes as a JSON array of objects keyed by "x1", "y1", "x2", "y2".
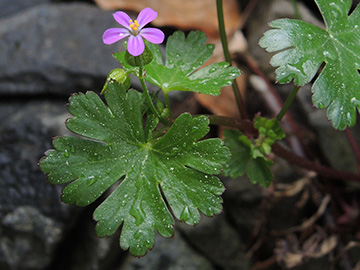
[
  {"x1": 345, "y1": 128, "x2": 360, "y2": 172},
  {"x1": 216, "y1": 0, "x2": 248, "y2": 120},
  {"x1": 163, "y1": 91, "x2": 173, "y2": 118},
  {"x1": 207, "y1": 114, "x2": 257, "y2": 134},
  {"x1": 290, "y1": 0, "x2": 302, "y2": 20},
  {"x1": 239, "y1": 0, "x2": 260, "y2": 30},
  {"x1": 138, "y1": 67, "x2": 169, "y2": 125},
  {"x1": 208, "y1": 114, "x2": 360, "y2": 183},
  {"x1": 242, "y1": 53, "x2": 315, "y2": 158},
  {"x1": 276, "y1": 85, "x2": 301, "y2": 121},
  {"x1": 272, "y1": 142, "x2": 360, "y2": 182}
]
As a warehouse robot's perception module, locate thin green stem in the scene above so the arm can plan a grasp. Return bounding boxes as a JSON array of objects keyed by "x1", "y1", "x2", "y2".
[
  {"x1": 276, "y1": 85, "x2": 301, "y2": 121},
  {"x1": 163, "y1": 91, "x2": 173, "y2": 118},
  {"x1": 216, "y1": 0, "x2": 248, "y2": 120},
  {"x1": 138, "y1": 67, "x2": 169, "y2": 125},
  {"x1": 290, "y1": 0, "x2": 302, "y2": 20},
  {"x1": 216, "y1": 0, "x2": 231, "y2": 64}
]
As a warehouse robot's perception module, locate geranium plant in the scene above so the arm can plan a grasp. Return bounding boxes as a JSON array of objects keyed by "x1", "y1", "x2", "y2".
[{"x1": 39, "y1": 0, "x2": 360, "y2": 265}]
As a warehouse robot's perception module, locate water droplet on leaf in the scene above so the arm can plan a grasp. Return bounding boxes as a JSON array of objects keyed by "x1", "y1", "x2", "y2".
[
  {"x1": 209, "y1": 67, "x2": 217, "y2": 74},
  {"x1": 86, "y1": 176, "x2": 97, "y2": 186},
  {"x1": 180, "y1": 206, "x2": 191, "y2": 221},
  {"x1": 63, "y1": 149, "x2": 70, "y2": 158},
  {"x1": 134, "y1": 230, "x2": 143, "y2": 239},
  {"x1": 130, "y1": 205, "x2": 145, "y2": 226}
]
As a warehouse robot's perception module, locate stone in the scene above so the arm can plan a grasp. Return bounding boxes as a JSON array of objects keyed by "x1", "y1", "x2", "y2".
[
  {"x1": 121, "y1": 231, "x2": 215, "y2": 270},
  {"x1": 46, "y1": 207, "x2": 128, "y2": 270},
  {"x1": 1, "y1": 206, "x2": 63, "y2": 269},
  {"x1": 0, "y1": 100, "x2": 73, "y2": 269},
  {"x1": 176, "y1": 213, "x2": 249, "y2": 270},
  {"x1": 0, "y1": 0, "x2": 51, "y2": 19},
  {"x1": 222, "y1": 176, "x2": 264, "y2": 242},
  {"x1": 296, "y1": 85, "x2": 359, "y2": 173},
  {"x1": 0, "y1": 3, "x2": 127, "y2": 96}
]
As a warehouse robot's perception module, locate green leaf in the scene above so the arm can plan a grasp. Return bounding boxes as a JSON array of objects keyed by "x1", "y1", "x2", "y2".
[
  {"x1": 247, "y1": 157, "x2": 273, "y2": 187},
  {"x1": 39, "y1": 81, "x2": 230, "y2": 256},
  {"x1": 223, "y1": 130, "x2": 273, "y2": 187},
  {"x1": 259, "y1": 0, "x2": 360, "y2": 130},
  {"x1": 223, "y1": 130, "x2": 251, "y2": 178},
  {"x1": 144, "y1": 31, "x2": 241, "y2": 95}
]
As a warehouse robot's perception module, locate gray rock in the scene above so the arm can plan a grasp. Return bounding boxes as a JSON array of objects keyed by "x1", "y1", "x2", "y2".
[
  {"x1": 48, "y1": 209, "x2": 128, "y2": 270},
  {"x1": 121, "y1": 231, "x2": 215, "y2": 270},
  {"x1": 0, "y1": 100, "x2": 74, "y2": 269},
  {"x1": 297, "y1": 85, "x2": 359, "y2": 173},
  {"x1": 1, "y1": 206, "x2": 63, "y2": 269},
  {"x1": 176, "y1": 213, "x2": 249, "y2": 270},
  {"x1": 0, "y1": 100, "x2": 71, "y2": 220},
  {"x1": 222, "y1": 176, "x2": 263, "y2": 241},
  {"x1": 0, "y1": 0, "x2": 51, "y2": 19},
  {"x1": 0, "y1": 3, "x2": 126, "y2": 96}
]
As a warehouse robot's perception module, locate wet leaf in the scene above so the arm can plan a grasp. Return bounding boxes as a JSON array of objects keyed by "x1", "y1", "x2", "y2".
[
  {"x1": 40, "y1": 81, "x2": 230, "y2": 256},
  {"x1": 223, "y1": 129, "x2": 273, "y2": 187},
  {"x1": 259, "y1": 0, "x2": 360, "y2": 130},
  {"x1": 115, "y1": 31, "x2": 241, "y2": 96}
]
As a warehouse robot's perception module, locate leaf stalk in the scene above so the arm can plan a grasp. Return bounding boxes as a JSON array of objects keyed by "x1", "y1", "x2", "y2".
[
  {"x1": 216, "y1": 0, "x2": 248, "y2": 120},
  {"x1": 138, "y1": 66, "x2": 170, "y2": 126},
  {"x1": 276, "y1": 85, "x2": 301, "y2": 121}
]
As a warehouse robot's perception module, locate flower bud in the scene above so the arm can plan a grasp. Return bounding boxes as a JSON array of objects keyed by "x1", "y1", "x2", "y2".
[{"x1": 101, "y1": 68, "x2": 131, "y2": 94}]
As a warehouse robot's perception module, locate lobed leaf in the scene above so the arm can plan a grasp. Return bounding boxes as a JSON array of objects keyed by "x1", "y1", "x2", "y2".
[
  {"x1": 259, "y1": 0, "x2": 360, "y2": 130},
  {"x1": 145, "y1": 31, "x2": 241, "y2": 95},
  {"x1": 40, "y1": 81, "x2": 230, "y2": 256}
]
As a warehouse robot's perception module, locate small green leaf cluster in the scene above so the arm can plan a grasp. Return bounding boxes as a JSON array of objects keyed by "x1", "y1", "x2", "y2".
[
  {"x1": 223, "y1": 117, "x2": 284, "y2": 187},
  {"x1": 253, "y1": 116, "x2": 285, "y2": 156}
]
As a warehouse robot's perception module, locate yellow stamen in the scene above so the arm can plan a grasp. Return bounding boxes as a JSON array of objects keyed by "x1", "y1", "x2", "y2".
[{"x1": 129, "y1": 19, "x2": 140, "y2": 31}]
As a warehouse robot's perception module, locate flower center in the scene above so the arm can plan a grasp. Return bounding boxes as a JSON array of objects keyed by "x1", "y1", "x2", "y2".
[{"x1": 129, "y1": 19, "x2": 140, "y2": 32}]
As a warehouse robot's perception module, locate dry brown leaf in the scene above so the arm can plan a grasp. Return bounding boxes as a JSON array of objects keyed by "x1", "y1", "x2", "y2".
[
  {"x1": 275, "y1": 232, "x2": 338, "y2": 269},
  {"x1": 280, "y1": 252, "x2": 303, "y2": 269},
  {"x1": 195, "y1": 31, "x2": 248, "y2": 120},
  {"x1": 195, "y1": 75, "x2": 246, "y2": 119},
  {"x1": 304, "y1": 235, "x2": 338, "y2": 258},
  {"x1": 94, "y1": 0, "x2": 242, "y2": 39},
  {"x1": 274, "y1": 171, "x2": 316, "y2": 198}
]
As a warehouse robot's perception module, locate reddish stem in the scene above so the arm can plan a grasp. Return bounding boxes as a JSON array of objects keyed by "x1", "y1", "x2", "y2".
[
  {"x1": 208, "y1": 115, "x2": 360, "y2": 183},
  {"x1": 272, "y1": 142, "x2": 360, "y2": 182},
  {"x1": 345, "y1": 128, "x2": 360, "y2": 172}
]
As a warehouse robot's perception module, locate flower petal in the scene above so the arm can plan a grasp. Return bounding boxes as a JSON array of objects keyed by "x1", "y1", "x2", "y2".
[
  {"x1": 113, "y1": 11, "x2": 132, "y2": 29},
  {"x1": 136, "y1": 7, "x2": 158, "y2": 29},
  {"x1": 103, "y1": 28, "x2": 129, "y2": 44},
  {"x1": 127, "y1": 35, "x2": 145, "y2": 56},
  {"x1": 140, "y1": 28, "x2": 165, "y2": 44}
]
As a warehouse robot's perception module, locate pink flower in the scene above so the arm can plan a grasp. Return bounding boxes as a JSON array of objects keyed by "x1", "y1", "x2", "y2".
[{"x1": 103, "y1": 7, "x2": 165, "y2": 57}]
